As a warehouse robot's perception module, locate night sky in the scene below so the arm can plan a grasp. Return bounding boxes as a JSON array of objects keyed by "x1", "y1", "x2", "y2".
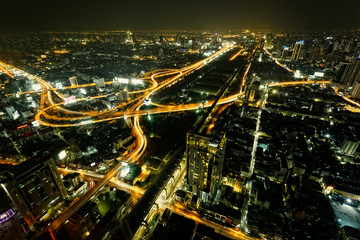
[{"x1": 0, "y1": 0, "x2": 359, "y2": 32}]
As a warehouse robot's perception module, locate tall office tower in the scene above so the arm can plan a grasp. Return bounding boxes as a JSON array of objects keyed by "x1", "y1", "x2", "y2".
[
  {"x1": 336, "y1": 61, "x2": 351, "y2": 83},
  {"x1": 94, "y1": 78, "x2": 105, "y2": 90},
  {"x1": 0, "y1": 156, "x2": 68, "y2": 227},
  {"x1": 69, "y1": 76, "x2": 78, "y2": 86},
  {"x1": 186, "y1": 132, "x2": 227, "y2": 203},
  {"x1": 281, "y1": 46, "x2": 289, "y2": 61},
  {"x1": 309, "y1": 46, "x2": 321, "y2": 63},
  {"x1": 291, "y1": 40, "x2": 304, "y2": 61},
  {"x1": 341, "y1": 139, "x2": 359, "y2": 156},
  {"x1": 350, "y1": 82, "x2": 360, "y2": 99},
  {"x1": 336, "y1": 59, "x2": 360, "y2": 86}
]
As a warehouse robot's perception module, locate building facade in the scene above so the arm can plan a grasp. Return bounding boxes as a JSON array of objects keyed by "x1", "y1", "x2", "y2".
[
  {"x1": 291, "y1": 40, "x2": 304, "y2": 62},
  {"x1": 186, "y1": 132, "x2": 226, "y2": 203},
  {"x1": 0, "y1": 156, "x2": 67, "y2": 227}
]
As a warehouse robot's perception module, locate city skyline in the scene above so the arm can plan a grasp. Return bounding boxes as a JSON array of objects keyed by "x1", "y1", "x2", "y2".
[
  {"x1": 0, "y1": 0, "x2": 359, "y2": 32},
  {"x1": 0, "y1": 4, "x2": 360, "y2": 238}
]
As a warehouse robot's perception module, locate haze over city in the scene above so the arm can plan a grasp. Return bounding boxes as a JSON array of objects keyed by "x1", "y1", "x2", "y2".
[{"x1": 0, "y1": 0, "x2": 360, "y2": 31}]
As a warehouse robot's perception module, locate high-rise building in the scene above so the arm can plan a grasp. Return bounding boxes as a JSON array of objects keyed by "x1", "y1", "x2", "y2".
[
  {"x1": 0, "y1": 156, "x2": 67, "y2": 227},
  {"x1": 186, "y1": 132, "x2": 226, "y2": 203},
  {"x1": 291, "y1": 40, "x2": 304, "y2": 62},
  {"x1": 336, "y1": 59, "x2": 360, "y2": 86},
  {"x1": 335, "y1": 61, "x2": 351, "y2": 83},
  {"x1": 341, "y1": 139, "x2": 359, "y2": 156},
  {"x1": 309, "y1": 46, "x2": 321, "y2": 63},
  {"x1": 69, "y1": 76, "x2": 78, "y2": 86},
  {"x1": 350, "y1": 82, "x2": 360, "y2": 99},
  {"x1": 281, "y1": 46, "x2": 289, "y2": 62}
]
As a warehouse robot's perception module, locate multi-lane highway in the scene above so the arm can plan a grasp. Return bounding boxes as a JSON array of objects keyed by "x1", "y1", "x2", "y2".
[
  {"x1": 60, "y1": 167, "x2": 257, "y2": 240},
  {"x1": 5, "y1": 44, "x2": 233, "y2": 235},
  {"x1": 57, "y1": 168, "x2": 145, "y2": 199},
  {"x1": 2, "y1": 41, "x2": 345, "y2": 238},
  {"x1": 167, "y1": 204, "x2": 257, "y2": 240},
  {"x1": 4, "y1": 45, "x2": 232, "y2": 127}
]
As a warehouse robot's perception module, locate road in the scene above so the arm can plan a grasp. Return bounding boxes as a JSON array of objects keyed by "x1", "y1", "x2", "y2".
[
  {"x1": 27, "y1": 45, "x2": 233, "y2": 234},
  {"x1": 57, "y1": 168, "x2": 145, "y2": 199},
  {"x1": 165, "y1": 204, "x2": 257, "y2": 240},
  {"x1": 263, "y1": 44, "x2": 360, "y2": 111},
  {"x1": 4, "y1": 45, "x2": 341, "y2": 235},
  {"x1": 59, "y1": 167, "x2": 257, "y2": 240},
  {"x1": 29, "y1": 45, "x2": 233, "y2": 127}
]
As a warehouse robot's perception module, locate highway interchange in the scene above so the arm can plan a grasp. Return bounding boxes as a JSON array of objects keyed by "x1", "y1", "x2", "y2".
[{"x1": 2, "y1": 41, "x2": 360, "y2": 239}]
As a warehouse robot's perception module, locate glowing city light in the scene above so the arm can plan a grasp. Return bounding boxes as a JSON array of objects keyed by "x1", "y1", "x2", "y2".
[{"x1": 58, "y1": 150, "x2": 66, "y2": 160}]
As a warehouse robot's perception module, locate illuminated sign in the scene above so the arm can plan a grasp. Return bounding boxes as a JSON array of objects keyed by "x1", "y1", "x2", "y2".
[{"x1": 296, "y1": 40, "x2": 304, "y2": 44}]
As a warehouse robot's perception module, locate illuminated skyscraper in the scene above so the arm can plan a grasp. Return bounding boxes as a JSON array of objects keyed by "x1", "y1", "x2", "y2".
[
  {"x1": 336, "y1": 62, "x2": 351, "y2": 83},
  {"x1": 309, "y1": 46, "x2": 321, "y2": 63},
  {"x1": 0, "y1": 156, "x2": 67, "y2": 227},
  {"x1": 351, "y1": 82, "x2": 360, "y2": 99},
  {"x1": 291, "y1": 40, "x2": 304, "y2": 61},
  {"x1": 336, "y1": 59, "x2": 360, "y2": 88},
  {"x1": 341, "y1": 139, "x2": 359, "y2": 156},
  {"x1": 281, "y1": 46, "x2": 289, "y2": 61},
  {"x1": 186, "y1": 132, "x2": 226, "y2": 203}
]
